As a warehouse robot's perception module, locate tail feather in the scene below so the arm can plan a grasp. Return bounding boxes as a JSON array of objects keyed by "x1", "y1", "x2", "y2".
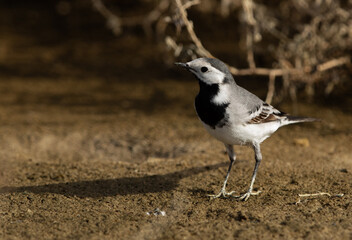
[{"x1": 283, "y1": 115, "x2": 320, "y2": 125}]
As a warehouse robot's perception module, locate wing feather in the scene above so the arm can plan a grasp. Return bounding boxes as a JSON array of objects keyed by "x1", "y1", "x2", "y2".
[{"x1": 247, "y1": 103, "x2": 286, "y2": 124}]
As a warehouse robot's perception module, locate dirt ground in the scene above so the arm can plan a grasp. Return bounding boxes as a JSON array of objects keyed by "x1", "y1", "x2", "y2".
[{"x1": 1, "y1": 4, "x2": 352, "y2": 240}]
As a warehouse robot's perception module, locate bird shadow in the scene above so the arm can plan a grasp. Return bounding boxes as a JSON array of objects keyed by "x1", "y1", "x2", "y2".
[{"x1": 0, "y1": 162, "x2": 227, "y2": 198}]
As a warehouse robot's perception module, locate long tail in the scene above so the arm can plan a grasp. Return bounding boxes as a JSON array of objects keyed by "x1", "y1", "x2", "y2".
[{"x1": 282, "y1": 115, "x2": 320, "y2": 126}]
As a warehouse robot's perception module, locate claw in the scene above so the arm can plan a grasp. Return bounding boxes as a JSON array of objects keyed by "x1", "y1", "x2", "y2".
[
  {"x1": 207, "y1": 190, "x2": 236, "y2": 199},
  {"x1": 234, "y1": 190, "x2": 262, "y2": 201}
]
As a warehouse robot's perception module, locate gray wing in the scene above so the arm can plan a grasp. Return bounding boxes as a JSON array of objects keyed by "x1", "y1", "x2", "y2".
[{"x1": 231, "y1": 85, "x2": 286, "y2": 124}]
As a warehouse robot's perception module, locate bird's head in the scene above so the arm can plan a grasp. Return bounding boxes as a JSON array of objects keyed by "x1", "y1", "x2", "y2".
[{"x1": 175, "y1": 58, "x2": 234, "y2": 85}]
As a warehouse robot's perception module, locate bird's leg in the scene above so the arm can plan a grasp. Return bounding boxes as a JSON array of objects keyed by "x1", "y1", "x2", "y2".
[
  {"x1": 235, "y1": 143, "x2": 262, "y2": 201},
  {"x1": 208, "y1": 144, "x2": 236, "y2": 199}
]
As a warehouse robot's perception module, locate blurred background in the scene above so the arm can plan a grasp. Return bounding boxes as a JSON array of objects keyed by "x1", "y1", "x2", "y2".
[{"x1": 0, "y1": 0, "x2": 351, "y2": 103}]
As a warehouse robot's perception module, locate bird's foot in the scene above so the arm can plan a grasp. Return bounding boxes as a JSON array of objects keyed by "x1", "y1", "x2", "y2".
[
  {"x1": 207, "y1": 189, "x2": 236, "y2": 199},
  {"x1": 234, "y1": 190, "x2": 262, "y2": 201}
]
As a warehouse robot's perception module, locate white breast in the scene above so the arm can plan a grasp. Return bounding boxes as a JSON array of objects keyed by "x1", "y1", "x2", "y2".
[{"x1": 203, "y1": 121, "x2": 281, "y2": 145}]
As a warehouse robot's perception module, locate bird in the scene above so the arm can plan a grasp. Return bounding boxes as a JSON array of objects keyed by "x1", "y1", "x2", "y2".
[{"x1": 175, "y1": 57, "x2": 318, "y2": 201}]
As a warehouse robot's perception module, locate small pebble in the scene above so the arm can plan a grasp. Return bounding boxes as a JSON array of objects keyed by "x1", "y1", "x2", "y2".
[
  {"x1": 146, "y1": 208, "x2": 166, "y2": 216},
  {"x1": 293, "y1": 138, "x2": 310, "y2": 147}
]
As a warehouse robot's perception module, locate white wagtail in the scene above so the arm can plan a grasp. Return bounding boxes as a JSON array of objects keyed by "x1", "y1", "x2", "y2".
[{"x1": 175, "y1": 58, "x2": 318, "y2": 201}]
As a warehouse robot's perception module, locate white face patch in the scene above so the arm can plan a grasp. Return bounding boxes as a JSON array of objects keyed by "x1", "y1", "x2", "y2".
[{"x1": 187, "y1": 60, "x2": 226, "y2": 85}]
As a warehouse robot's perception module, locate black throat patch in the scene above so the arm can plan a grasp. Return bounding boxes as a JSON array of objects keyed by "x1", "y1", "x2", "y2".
[{"x1": 195, "y1": 80, "x2": 229, "y2": 129}]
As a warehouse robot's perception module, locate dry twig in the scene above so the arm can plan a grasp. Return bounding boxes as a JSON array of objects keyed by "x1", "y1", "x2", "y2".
[
  {"x1": 92, "y1": 0, "x2": 122, "y2": 35},
  {"x1": 295, "y1": 192, "x2": 344, "y2": 204},
  {"x1": 173, "y1": 0, "x2": 351, "y2": 81},
  {"x1": 93, "y1": 0, "x2": 352, "y2": 98},
  {"x1": 174, "y1": 0, "x2": 214, "y2": 58},
  {"x1": 265, "y1": 72, "x2": 276, "y2": 104},
  {"x1": 242, "y1": 0, "x2": 259, "y2": 69},
  {"x1": 93, "y1": 0, "x2": 170, "y2": 37}
]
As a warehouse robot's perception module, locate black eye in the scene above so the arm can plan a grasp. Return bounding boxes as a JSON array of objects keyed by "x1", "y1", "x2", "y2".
[{"x1": 201, "y1": 67, "x2": 208, "y2": 73}]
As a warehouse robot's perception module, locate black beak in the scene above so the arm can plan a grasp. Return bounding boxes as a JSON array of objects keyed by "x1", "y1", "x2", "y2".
[{"x1": 174, "y1": 62, "x2": 191, "y2": 70}]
